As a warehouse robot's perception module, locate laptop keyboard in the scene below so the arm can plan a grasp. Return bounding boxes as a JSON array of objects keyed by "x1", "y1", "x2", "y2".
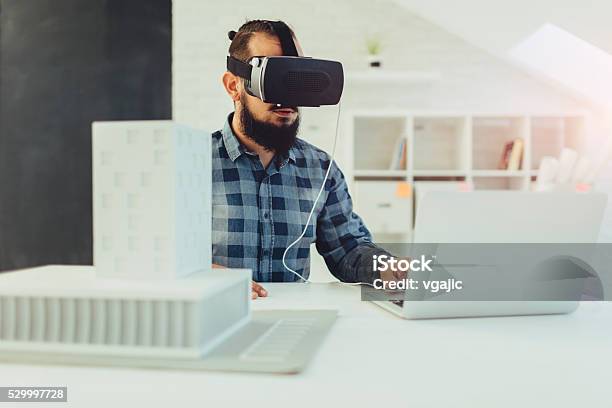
[{"x1": 239, "y1": 318, "x2": 316, "y2": 362}]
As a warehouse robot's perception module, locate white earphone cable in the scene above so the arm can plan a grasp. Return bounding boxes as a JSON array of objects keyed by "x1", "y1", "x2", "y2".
[{"x1": 281, "y1": 102, "x2": 373, "y2": 288}]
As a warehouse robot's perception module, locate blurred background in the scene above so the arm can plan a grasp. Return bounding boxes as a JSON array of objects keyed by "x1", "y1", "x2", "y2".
[{"x1": 1, "y1": 0, "x2": 612, "y2": 279}]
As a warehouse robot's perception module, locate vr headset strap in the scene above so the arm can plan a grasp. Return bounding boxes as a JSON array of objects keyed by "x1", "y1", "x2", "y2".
[
  {"x1": 270, "y1": 21, "x2": 298, "y2": 56},
  {"x1": 226, "y1": 56, "x2": 252, "y2": 80}
]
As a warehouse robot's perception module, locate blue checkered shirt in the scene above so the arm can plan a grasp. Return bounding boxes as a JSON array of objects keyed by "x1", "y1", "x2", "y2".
[{"x1": 211, "y1": 114, "x2": 384, "y2": 282}]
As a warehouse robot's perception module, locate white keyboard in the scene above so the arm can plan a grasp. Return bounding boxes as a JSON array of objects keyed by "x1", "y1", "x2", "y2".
[{"x1": 239, "y1": 318, "x2": 316, "y2": 362}]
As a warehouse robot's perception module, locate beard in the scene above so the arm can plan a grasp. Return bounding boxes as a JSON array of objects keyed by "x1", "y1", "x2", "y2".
[{"x1": 238, "y1": 93, "x2": 300, "y2": 157}]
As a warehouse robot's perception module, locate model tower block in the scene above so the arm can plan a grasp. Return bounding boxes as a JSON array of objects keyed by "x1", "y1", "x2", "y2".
[
  {"x1": 93, "y1": 121, "x2": 212, "y2": 280},
  {"x1": 0, "y1": 121, "x2": 250, "y2": 361}
]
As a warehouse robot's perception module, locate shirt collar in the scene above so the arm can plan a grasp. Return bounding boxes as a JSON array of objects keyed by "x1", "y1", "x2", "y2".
[
  {"x1": 287, "y1": 145, "x2": 297, "y2": 163},
  {"x1": 222, "y1": 114, "x2": 247, "y2": 162},
  {"x1": 221, "y1": 113, "x2": 297, "y2": 165}
]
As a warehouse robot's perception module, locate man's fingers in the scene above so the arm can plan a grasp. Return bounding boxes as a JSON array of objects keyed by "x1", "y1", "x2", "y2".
[
  {"x1": 253, "y1": 282, "x2": 267, "y2": 297},
  {"x1": 252, "y1": 281, "x2": 268, "y2": 297},
  {"x1": 251, "y1": 290, "x2": 258, "y2": 300},
  {"x1": 394, "y1": 269, "x2": 408, "y2": 280}
]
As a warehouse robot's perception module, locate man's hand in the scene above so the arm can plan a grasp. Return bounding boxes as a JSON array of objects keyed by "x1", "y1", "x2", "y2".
[
  {"x1": 251, "y1": 281, "x2": 268, "y2": 299},
  {"x1": 379, "y1": 258, "x2": 408, "y2": 283},
  {"x1": 212, "y1": 263, "x2": 268, "y2": 300}
]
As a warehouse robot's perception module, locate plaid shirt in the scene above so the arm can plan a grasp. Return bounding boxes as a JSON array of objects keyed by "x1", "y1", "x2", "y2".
[{"x1": 212, "y1": 114, "x2": 384, "y2": 282}]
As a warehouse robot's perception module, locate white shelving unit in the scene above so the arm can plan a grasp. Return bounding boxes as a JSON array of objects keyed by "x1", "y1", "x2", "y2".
[{"x1": 344, "y1": 111, "x2": 589, "y2": 240}]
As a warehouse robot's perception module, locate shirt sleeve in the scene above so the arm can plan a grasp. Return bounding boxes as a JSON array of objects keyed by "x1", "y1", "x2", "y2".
[{"x1": 314, "y1": 161, "x2": 391, "y2": 283}]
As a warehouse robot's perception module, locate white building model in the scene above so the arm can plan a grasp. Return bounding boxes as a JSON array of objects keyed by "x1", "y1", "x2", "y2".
[
  {"x1": 92, "y1": 121, "x2": 212, "y2": 280},
  {"x1": 0, "y1": 121, "x2": 250, "y2": 360}
]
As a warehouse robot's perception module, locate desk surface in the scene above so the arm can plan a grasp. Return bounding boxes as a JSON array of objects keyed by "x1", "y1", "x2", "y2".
[{"x1": 2, "y1": 282, "x2": 612, "y2": 408}]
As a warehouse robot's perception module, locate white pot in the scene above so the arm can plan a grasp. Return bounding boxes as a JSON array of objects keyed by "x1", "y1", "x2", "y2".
[{"x1": 367, "y1": 54, "x2": 382, "y2": 68}]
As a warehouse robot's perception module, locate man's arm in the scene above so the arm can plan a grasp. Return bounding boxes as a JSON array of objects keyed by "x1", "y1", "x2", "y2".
[{"x1": 315, "y1": 162, "x2": 395, "y2": 283}]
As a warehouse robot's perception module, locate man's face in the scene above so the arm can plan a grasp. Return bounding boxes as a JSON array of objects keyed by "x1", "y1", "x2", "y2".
[{"x1": 228, "y1": 32, "x2": 304, "y2": 155}]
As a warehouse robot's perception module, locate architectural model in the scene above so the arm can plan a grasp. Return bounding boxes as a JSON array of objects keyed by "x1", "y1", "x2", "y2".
[{"x1": 92, "y1": 121, "x2": 212, "y2": 280}]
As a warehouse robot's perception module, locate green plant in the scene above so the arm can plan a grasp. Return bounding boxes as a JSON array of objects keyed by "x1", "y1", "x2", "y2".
[{"x1": 365, "y1": 36, "x2": 383, "y2": 56}]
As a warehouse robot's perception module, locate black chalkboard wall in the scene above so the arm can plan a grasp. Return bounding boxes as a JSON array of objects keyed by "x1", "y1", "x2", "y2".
[{"x1": 0, "y1": 0, "x2": 172, "y2": 271}]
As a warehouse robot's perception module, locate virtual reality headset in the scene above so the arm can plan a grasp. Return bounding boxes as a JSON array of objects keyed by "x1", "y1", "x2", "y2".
[{"x1": 226, "y1": 21, "x2": 344, "y2": 107}]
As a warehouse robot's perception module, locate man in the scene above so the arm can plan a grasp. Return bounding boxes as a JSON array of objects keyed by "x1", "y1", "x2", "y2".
[{"x1": 213, "y1": 20, "x2": 401, "y2": 299}]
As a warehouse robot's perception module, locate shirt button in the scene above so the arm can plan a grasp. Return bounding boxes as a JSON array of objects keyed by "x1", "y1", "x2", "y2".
[
  {"x1": 263, "y1": 212, "x2": 269, "y2": 219},
  {"x1": 263, "y1": 249, "x2": 269, "y2": 256}
]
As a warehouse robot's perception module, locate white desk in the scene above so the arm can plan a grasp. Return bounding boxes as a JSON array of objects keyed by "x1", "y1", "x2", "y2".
[{"x1": 2, "y1": 282, "x2": 612, "y2": 408}]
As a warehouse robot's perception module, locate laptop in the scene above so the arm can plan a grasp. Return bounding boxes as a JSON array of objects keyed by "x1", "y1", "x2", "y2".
[{"x1": 373, "y1": 191, "x2": 608, "y2": 319}]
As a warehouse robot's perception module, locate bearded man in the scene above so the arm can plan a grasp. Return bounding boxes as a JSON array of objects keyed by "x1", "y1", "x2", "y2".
[{"x1": 213, "y1": 20, "x2": 400, "y2": 299}]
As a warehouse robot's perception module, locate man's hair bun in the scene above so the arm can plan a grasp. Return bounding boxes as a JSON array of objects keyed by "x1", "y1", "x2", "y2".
[{"x1": 228, "y1": 30, "x2": 237, "y2": 41}]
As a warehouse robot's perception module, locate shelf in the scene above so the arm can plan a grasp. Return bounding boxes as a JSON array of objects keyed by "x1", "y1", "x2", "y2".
[
  {"x1": 413, "y1": 116, "x2": 467, "y2": 172},
  {"x1": 346, "y1": 70, "x2": 440, "y2": 84},
  {"x1": 530, "y1": 116, "x2": 585, "y2": 169},
  {"x1": 355, "y1": 170, "x2": 528, "y2": 178},
  {"x1": 353, "y1": 116, "x2": 407, "y2": 172},
  {"x1": 473, "y1": 176, "x2": 528, "y2": 190},
  {"x1": 472, "y1": 116, "x2": 527, "y2": 171},
  {"x1": 471, "y1": 170, "x2": 527, "y2": 177},
  {"x1": 412, "y1": 170, "x2": 467, "y2": 177},
  {"x1": 353, "y1": 169, "x2": 407, "y2": 178},
  {"x1": 349, "y1": 112, "x2": 586, "y2": 197}
]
